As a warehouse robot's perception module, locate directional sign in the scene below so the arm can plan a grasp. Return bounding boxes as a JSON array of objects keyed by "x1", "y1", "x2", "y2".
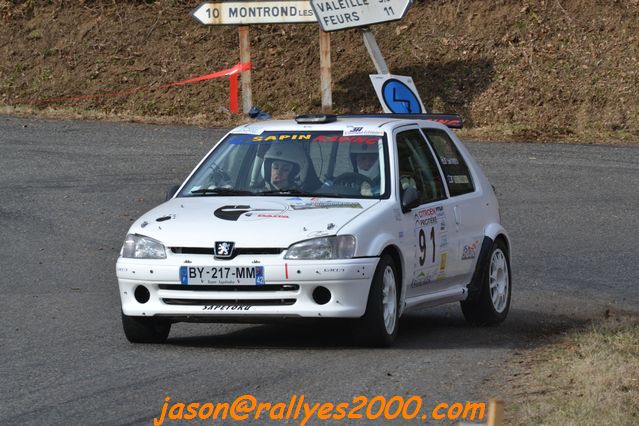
[
  {"x1": 370, "y1": 74, "x2": 426, "y2": 114},
  {"x1": 310, "y1": 0, "x2": 412, "y2": 32},
  {"x1": 191, "y1": 1, "x2": 317, "y2": 25}
]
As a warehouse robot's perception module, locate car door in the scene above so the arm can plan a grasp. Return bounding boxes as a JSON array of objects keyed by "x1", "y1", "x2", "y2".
[
  {"x1": 394, "y1": 128, "x2": 460, "y2": 298},
  {"x1": 421, "y1": 127, "x2": 485, "y2": 284}
]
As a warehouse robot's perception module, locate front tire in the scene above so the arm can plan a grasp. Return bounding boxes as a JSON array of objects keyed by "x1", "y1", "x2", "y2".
[
  {"x1": 355, "y1": 254, "x2": 400, "y2": 347},
  {"x1": 461, "y1": 239, "x2": 511, "y2": 325},
  {"x1": 121, "y1": 312, "x2": 171, "y2": 343}
]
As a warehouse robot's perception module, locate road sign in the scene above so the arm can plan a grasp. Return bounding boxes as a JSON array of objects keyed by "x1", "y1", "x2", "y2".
[
  {"x1": 370, "y1": 74, "x2": 426, "y2": 114},
  {"x1": 191, "y1": 1, "x2": 317, "y2": 25},
  {"x1": 310, "y1": 0, "x2": 412, "y2": 32}
]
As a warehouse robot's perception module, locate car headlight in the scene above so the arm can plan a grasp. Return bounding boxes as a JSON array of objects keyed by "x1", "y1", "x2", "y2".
[
  {"x1": 284, "y1": 236, "x2": 356, "y2": 260},
  {"x1": 121, "y1": 234, "x2": 167, "y2": 259}
]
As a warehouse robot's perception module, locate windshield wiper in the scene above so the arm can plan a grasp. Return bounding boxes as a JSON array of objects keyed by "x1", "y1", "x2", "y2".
[
  {"x1": 253, "y1": 189, "x2": 365, "y2": 198},
  {"x1": 310, "y1": 193, "x2": 353, "y2": 198},
  {"x1": 189, "y1": 188, "x2": 254, "y2": 196},
  {"x1": 253, "y1": 189, "x2": 314, "y2": 196}
]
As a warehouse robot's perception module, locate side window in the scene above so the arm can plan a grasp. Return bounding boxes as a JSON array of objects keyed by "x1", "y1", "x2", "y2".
[
  {"x1": 422, "y1": 128, "x2": 475, "y2": 196},
  {"x1": 396, "y1": 129, "x2": 446, "y2": 205}
]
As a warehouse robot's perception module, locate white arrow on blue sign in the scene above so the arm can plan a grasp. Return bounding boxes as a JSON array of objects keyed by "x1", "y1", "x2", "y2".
[{"x1": 370, "y1": 74, "x2": 426, "y2": 114}]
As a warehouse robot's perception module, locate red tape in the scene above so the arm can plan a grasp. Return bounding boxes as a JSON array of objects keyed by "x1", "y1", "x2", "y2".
[
  {"x1": 33, "y1": 62, "x2": 252, "y2": 114},
  {"x1": 229, "y1": 73, "x2": 239, "y2": 114}
]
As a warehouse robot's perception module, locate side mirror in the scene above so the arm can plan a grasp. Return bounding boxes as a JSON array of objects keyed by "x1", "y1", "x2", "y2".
[
  {"x1": 165, "y1": 184, "x2": 180, "y2": 201},
  {"x1": 401, "y1": 187, "x2": 420, "y2": 213}
]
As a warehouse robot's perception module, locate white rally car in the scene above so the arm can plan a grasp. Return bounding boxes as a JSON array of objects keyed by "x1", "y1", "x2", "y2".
[{"x1": 116, "y1": 114, "x2": 511, "y2": 346}]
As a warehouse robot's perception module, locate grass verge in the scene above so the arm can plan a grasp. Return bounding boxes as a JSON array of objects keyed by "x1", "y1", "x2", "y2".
[{"x1": 508, "y1": 313, "x2": 639, "y2": 425}]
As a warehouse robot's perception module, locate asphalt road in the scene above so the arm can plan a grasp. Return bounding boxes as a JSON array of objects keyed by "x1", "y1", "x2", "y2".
[{"x1": 1, "y1": 115, "x2": 637, "y2": 425}]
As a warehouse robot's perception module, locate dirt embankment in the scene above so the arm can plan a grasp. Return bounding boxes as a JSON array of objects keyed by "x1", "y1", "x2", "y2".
[{"x1": 1, "y1": 0, "x2": 638, "y2": 143}]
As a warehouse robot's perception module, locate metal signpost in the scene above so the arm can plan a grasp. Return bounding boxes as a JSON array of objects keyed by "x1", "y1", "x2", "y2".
[{"x1": 192, "y1": 1, "x2": 333, "y2": 113}]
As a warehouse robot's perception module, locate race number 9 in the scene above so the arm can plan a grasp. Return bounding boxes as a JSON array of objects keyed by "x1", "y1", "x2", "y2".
[{"x1": 418, "y1": 227, "x2": 436, "y2": 266}]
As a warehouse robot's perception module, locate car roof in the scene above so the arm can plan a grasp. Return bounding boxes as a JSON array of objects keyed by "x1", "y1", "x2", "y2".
[{"x1": 231, "y1": 114, "x2": 459, "y2": 135}]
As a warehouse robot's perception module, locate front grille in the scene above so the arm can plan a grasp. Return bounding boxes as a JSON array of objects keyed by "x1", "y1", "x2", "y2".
[
  {"x1": 170, "y1": 247, "x2": 285, "y2": 259},
  {"x1": 162, "y1": 298, "x2": 296, "y2": 306},
  {"x1": 171, "y1": 247, "x2": 214, "y2": 255},
  {"x1": 159, "y1": 284, "x2": 299, "y2": 292},
  {"x1": 236, "y1": 248, "x2": 285, "y2": 255}
]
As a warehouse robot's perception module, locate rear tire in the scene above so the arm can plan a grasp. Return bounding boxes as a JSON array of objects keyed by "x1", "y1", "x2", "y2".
[
  {"x1": 355, "y1": 254, "x2": 400, "y2": 347},
  {"x1": 460, "y1": 239, "x2": 511, "y2": 325},
  {"x1": 121, "y1": 312, "x2": 171, "y2": 343}
]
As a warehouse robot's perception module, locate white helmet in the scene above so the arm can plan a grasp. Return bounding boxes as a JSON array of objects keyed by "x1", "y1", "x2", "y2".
[
  {"x1": 350, "y1": 141, "x2": 380, "y2": 180},
  {"x1": 262, "y1": 143, "x2": 309, "y2": 188}
]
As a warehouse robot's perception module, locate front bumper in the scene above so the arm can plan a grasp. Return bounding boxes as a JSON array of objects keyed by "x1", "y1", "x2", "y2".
[{"x1": 116, "y1": 255, "x2": 378, "y2": 320}]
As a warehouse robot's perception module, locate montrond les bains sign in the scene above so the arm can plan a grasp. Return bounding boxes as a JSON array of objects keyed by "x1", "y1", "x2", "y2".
[{"x1": 192, "y1": 1, "x2": 317, "y2": 25}]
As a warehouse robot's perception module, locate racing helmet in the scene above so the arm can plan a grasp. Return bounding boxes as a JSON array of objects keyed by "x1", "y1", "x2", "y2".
[
  {"x1": 350, "y1": 141, "x2": 380, "y2": 179},
  {"x1": 262, "y1": 143, "x2": 309, "y2": 188}
]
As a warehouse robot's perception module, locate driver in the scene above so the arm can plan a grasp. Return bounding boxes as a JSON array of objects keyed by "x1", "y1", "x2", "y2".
[
  {"x1": 262, "y1": 143, "x2": 309, "y2": 191},
  {"x1": 350, "y1": 142, "x2": 380, "y2": 196}
]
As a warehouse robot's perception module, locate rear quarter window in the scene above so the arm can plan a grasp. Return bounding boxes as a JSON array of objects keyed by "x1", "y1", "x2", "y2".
[{"x1": 422, "y1": 128, "x2": 475, "y2": 196}]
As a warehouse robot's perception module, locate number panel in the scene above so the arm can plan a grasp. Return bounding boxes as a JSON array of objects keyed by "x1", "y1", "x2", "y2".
[
  {"x1": 408, "y1": 205, "x2": 450, "y2": 293},
  {"x1": 179, "y1": 266, "x2": 265, "y2": 285}
]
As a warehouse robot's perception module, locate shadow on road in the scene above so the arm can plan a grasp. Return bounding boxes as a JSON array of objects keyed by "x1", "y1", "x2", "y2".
[
  {"x1": 395, "y1": 308, "x2": 594, "y2": 350},
  {"x1": 163, "y1": 306, "x2": 596, "y2": 351}
]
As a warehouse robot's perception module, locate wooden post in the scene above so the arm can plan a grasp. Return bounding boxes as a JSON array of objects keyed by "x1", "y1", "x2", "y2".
[
  {"x1": 238, "y1": 25, "x2": 252, "y2": 114},
  {"x1": 319, "y1": 28, "x2": 332, "y2": 113},
  {"x1": 487, "y1": 400, "x2": 504, "y2": 426}
]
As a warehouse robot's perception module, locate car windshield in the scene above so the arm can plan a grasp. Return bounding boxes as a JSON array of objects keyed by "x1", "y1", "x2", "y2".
[{"x1": 178, "y1": 130, "x2": 389, "y2": 199}]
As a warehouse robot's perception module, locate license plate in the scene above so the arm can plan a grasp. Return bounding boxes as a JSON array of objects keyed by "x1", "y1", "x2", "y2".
[{"x1": 179, "y1": 266, "x2": 264, "y2": 286}]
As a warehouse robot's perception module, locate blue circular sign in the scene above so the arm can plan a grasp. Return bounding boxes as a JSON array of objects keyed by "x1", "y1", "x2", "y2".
[{"x1": 381, "y1": 79, "x2": 423, "y2": 114}]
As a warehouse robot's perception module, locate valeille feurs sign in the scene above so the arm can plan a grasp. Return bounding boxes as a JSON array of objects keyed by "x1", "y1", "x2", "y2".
[{"x1": 311, "y1": 0, "x2": 412, "y2": 31}]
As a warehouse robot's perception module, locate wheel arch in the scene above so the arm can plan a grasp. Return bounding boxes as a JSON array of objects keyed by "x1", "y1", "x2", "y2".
[
  {"x1": 484, "y1": 223, "x2": 511, "y2": 255},
  {"x1": 494, "y1": 233, "x2": 510, "y2": 256},
  {"x1": 465, "y1": 225, "x2": 511, "y2": 303}
]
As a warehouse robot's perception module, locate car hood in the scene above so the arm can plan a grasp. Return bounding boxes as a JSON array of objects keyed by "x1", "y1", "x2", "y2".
[{"x1": 128, "y1": 196, "x2": 380, "y2": 248}]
